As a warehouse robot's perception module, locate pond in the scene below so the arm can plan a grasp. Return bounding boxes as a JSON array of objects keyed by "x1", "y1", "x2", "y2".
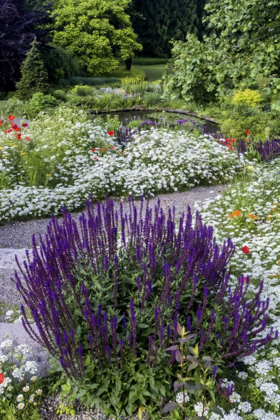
[{"x1": 94, "y1": 109, "x2": 219, "y2": 135}]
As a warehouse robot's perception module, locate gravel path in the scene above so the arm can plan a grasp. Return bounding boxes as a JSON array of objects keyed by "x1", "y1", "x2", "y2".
[{"x1": 0, "y1": 185, "x2": 226, "y2": 249}]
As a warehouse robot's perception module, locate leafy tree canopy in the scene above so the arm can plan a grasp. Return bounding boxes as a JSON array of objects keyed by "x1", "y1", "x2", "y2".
[
  {"x1": 0, "y1": 0, "x2": 52, "y2": 92},
  {"x1": 163, "y1": 0, "x2": 280, "y2": 103},
  {"x1": 52, "y1": 0, "x2": 142, "y2": 75}
]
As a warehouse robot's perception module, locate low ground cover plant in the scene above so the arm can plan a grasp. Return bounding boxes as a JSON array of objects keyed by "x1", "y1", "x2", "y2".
[
  {"x1": 195, "y1": 157, "x2": 280, "y2": 419},
  {"x1": 0, "y1": 337, "x2": 43, "y2": 420},
  {"x1": 15, "y1": 199, "x2": 274, "y2": 418}
]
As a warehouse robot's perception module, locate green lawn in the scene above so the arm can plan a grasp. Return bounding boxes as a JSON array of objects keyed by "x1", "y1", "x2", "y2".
[
  {"x1": 133, "y1": 64, "x2": 166, "y2": 82},
  {"x1": 104, "y1": 65, "x2": 146, "y2": 80},
  {"x1": 104, "y1": 63, "x2": 166, "y2": 82}
]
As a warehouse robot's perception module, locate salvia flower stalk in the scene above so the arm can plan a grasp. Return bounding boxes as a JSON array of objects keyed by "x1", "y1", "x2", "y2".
[{"x1": 14, "y1": 198, "x2": 275, "y2": 380}]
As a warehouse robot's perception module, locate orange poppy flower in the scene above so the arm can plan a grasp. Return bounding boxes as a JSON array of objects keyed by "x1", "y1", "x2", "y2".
[
  {"x1": 228, "y1": 210, "x2": 242, "y2": 218},
  {"x1": 248, "y1": 214, "x2": 258, "y2": 220}
]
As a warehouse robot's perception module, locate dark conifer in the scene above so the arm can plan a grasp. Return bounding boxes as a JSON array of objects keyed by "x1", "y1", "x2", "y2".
[
  {"x1": 16, "y1": 38, "x2": 49, "y2": 100},
  {"x1": 0, "y1": 0, "x2": 52, "y2": 93}
]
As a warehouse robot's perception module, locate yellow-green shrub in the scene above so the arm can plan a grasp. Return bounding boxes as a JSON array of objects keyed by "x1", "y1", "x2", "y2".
[{"x1": 232, "y1": 89, "x2": 262, "y2": 107}]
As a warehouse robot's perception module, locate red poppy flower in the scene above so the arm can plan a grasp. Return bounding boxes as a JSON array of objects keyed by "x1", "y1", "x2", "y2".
[
  {"x1": 91, "y1": 148, "x2": 95, "y2": 152},
  {"x1": 8, "y1": 115, "x2": 15, "y2": 121},
  {"x1": 99, "y1": 148, "x2": 103, "y2": 151},
  {"x1": 94, "y1": 157, "x2": 98, "y2": 160},
  {"x1": 0, "y1": 373, "x2": 4, "y2": 384},
  {"x1": 25, "y1": 136, "x2": 31, "y2": 141},
  {"x1": 4, "y1": 129, "x2": 12, "y2": 133},
  {"x1": 241, "y1": 246, "x2": 250, "y2": 254},
  {"x1": 243, "y1": 277, "x2": 248, "y2": 284},
  {"x1": 12, "y1": 125, "x2": 19, "y2": 131},
  {"x1": 228, "y1": 147, "x2": 234, "y2": 151},
  {"x1": 107, "y1": 131, "x2": 115, "y2": 136},
  {"x1": 245, "y1": 130, "x2": 250, "y2": 135},
  {"x1": 0, "y1": 121, "x2": 2, "y2": 126},
  {"x1": 105, "y1": 148, "x2": 108, "y2": 151},
  {"x1": 17, "y1": 134, "x2": 22, "y2": 140},
  {"x1": 22, "y1": 123, "x2": 28, "y2": 127},
  {"x1": 111, "y1": 146, "x2": 115, "y2": 149}
]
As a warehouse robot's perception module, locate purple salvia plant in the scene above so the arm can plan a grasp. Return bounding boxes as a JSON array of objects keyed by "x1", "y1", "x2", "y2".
[{"x1": 14, "y1": 198, "x2": 275, "y2": 379}]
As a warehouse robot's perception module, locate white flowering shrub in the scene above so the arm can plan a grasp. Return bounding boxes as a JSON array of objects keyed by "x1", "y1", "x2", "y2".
[
  {"x1": 0, "y1": 106, "x2": 113, "y2": 190},
  {"x1": 0, "y1": 337, "x2": 42, "y2": 419},
  {"x1": 0, "y1": 109, "x2": 248, "y2": 222}
]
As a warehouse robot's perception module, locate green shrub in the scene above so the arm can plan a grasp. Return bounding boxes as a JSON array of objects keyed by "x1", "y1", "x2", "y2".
[
  {"x1": 16, "y1": 38, "x2": 49, "y2": 101},
  {"x1": 26, "y1": 93, "x2": 59, "y2": 118},
  {"x1": 73, "y1": 86, "x2": 96, "y2": 97},
  {"x1": 5, "y1": 98, "x2": 29, "y2": 119},
  {"x1": 142, "y1": 92, "x2": 162, "y2": 107},
  {"x1": 121, "y1": 79, "x2": 148, "y2": 95},
  {"x1": 52, "y1": 90, "x2": 68, "y2": 102},
  {"x1": 232, "y1": 89, "x2": 262, "y2": 107},
  {"x1": 162, "y1": 34, "x2": 220, "y2": 104}
]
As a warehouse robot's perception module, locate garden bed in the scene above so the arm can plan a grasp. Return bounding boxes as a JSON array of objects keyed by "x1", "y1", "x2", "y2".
[
  {"x1": 0, "y1": 106, "x2": 239, "y2": 223},
  {"x1": 1, "y1": 103, "x2": 280, "y2": 420}
]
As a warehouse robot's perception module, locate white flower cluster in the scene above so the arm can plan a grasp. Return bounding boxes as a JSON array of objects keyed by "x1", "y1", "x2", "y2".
[
  {"x1": 198, "y1": 157, "x2": 280, "y2": 419},
  {"x1": 175, "y1": 390, "x2": 189, "y2": 404},
  {"x1": 0, "y1": 108, "x2": 248, "y2": 222},
  {"x1": 0, "y1": 336, "x2": 40, "y2": 410}
]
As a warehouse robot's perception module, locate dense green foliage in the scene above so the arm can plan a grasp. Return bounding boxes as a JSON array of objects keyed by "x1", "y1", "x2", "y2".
[
  {"x1": 163, "y1": 0, "x2": 280, "y2": 103},
  {"x1": 42, "y1": 44, "x2": 80, "y2": 82},
  {"x1": 131, "y1": 0, "x2": 199, "y2": 57},
  {"x1": 52, "y1": 0, "x2": 142, "y2": 75},
  {"x1": 16, "y1": 39, "x2": 50, "y2": 100}
]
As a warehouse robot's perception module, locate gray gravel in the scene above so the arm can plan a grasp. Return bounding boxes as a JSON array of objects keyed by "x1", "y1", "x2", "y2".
[{"x1": 0, "y1": 185, "x2": 226, "y2": 249}]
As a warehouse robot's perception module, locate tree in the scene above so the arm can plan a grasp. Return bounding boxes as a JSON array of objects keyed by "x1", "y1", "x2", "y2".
[
  {"x1": 196, "y1": 0, "x2": 207, "y2": 40},
  {"x1": 163, "y1": 0, "x2": 280, "y2": 103},
  {"x1": 203, "y1": 0, "x2": 280, "y2": 87},
  {"x1": 0, "y1": 0, "x2": 52, "y2": 93},
  {"x1": 42, "y1": 44, "x2": 80, "y2": 82},
  {"x1": 16, "y1": 38, "x2": 49, "y2": 100},
  {"x1": 52, "y1": 0, "x2": 142, "y2": 75},
  {"x1": 130, "y1": 0, "x2": 199, "y2": 57}
]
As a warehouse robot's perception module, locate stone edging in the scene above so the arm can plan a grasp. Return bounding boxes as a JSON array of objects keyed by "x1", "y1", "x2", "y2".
[{"x1": 90, "y1": 106, "x2": 218, "y2": 124}]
